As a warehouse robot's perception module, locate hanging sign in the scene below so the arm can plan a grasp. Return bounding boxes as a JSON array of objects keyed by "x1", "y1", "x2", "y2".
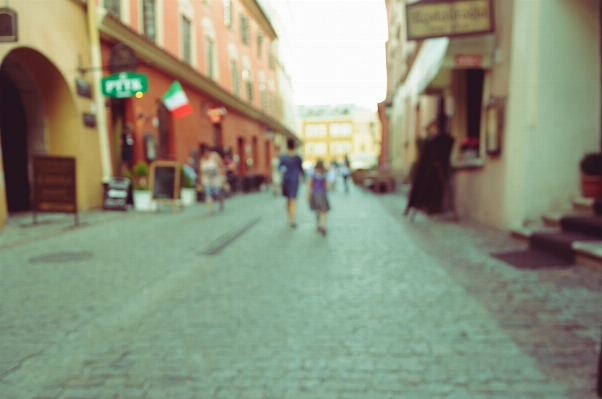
[
  {"x1": 101, "y1": 72, "x2": 149, "y2": 98},
  {"x1": 406, "y1": 0, "x2": 494, "y2": 41},
  {"x1": 207, "y1": 106, "x2": 227, "y2": 124},
  {"x1": 0, "y1": 8, "x2": 18, "y2": 42}
]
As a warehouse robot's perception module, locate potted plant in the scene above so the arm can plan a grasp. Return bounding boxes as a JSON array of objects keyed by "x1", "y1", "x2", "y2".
[
  {"x1": 180, "y1": 165, "x2": 197, "y2": 206},
  {"x1": 459, "y1": 137, "x2": 480, "y2": 159},
  {"x1": 132, "y1": 160, "x2": 152, "y2": 211},
  {"x1": 579, "y1": 152, "x2": 602, "y2": 198}
]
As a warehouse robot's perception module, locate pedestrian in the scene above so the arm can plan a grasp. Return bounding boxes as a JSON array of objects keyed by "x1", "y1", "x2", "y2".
[
  {"x1": 340, "y1": 155, "x2": 351, "y2": 193},
  {"x1": 271, "y1": 146, "x2": 282, "y2": 196},
  {"x1": 326, "y1": 161, "x2": 337, "y2": 191},
  {"x1": 279, "y1": 138, "x2": 304, "y2": 228},
  {"x1": 308, "y1": 159, "x2": 330, "y2": 236},
  {"x1": 198, "y1": 143, "x2": 226, "y2": 214}
]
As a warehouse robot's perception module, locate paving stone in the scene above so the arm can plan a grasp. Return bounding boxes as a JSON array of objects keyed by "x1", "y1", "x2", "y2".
[{"x1": 0, "y1": 186, "x2": 598, "y2": 398}]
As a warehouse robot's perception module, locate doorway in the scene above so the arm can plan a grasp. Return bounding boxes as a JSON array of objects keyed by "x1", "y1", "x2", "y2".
[{"x1": 0, "y1": 71, "x2": 30, "y2": 212}]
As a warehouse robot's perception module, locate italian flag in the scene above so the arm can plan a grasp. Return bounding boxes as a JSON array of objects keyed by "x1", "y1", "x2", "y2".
[{"x1": 162, "y1": 81, "x2": 193, "y2": 118}]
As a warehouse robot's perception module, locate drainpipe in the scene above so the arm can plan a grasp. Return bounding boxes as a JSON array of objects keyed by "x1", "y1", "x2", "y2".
[{"x1": 87, "y1": 0, "x2": 112, "y2": 182}]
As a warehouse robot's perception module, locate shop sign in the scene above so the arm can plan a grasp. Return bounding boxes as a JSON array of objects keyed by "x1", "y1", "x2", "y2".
[
  {"x1": 406, "y1": 0, "x2": 494, "y2": 41},
  {"x1": 109, "y1": 43, "x2": 138, "y2": 73},
  {"x1": 101, "y1": 72, "x2": 149, "y2": 98},
  {"x1": 76, "y1": 78, "x2": 92, "y2": 98},
  {"x1": 454, "y1": 54, "x2": 483, "y2": 67},
  {"x1": 207, "y1": 106, "x2": 227, "y2": 124},
  {"x1": 0, "y1": 7, "x2": 17, "y2": 42},
  {"x1": 32, "y1": 156, "x2": 77, "y2": 223},
  {"x1": 103, "y1": 177, "x2": 131, "y2": 211}
]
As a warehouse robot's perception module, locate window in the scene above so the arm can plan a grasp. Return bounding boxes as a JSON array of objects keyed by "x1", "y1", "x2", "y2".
[
  {"x1": 330, "y1": 141, "x2": 352, "y2": 155},
  {"x1": 451, "y1": 68, "x2": 485, "y2": 160},
  {"x1": 304, "y1": 124, "x2": 327, "y2": 138},
  {"x1": 305, "y1": 143, "x2": 315, "y2": 156},
  {"x1": 260, "y1": 83, "x2": 267, "y2": 111},
  {"x1": 105, "y1": 0, "x2": 121, "y2": 18},
  {"x1": 242, "y1": 69, "x2": 252, "y2": 102},
  {"x1": 314, "y1": 143, "x2": 327, "y2": 155},
  {"x1": 268, "y1": 42, "x2": 275, "y2": 69},
  {"x1": 142, "y1": 0, "x2": 156, "y2": 41},
  {"x1": 240, "y1": 14, "x2": 249, "y2": 45},
  {"x1": 330, "y1": 123, "x2": 352, "y2": 137},
  {"x1": 231, "y1": 61, "x2": 240, "y2": 96},
  {"x1": 205, "y1": 37, "x2": 216, "y2": 79},
  {"x1": 223, "y1": 0, "x2": 232, "y2": 27},
  {"x1": 257, "y1": 32, "x2": 263, "y2": 58},
  {"x1": 181, "y1": 16, "x2": 192, "y2": 64}
]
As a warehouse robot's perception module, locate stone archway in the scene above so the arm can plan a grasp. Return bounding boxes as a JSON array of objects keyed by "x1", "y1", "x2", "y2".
[{"x1": 0, "y1": 47, "x2": 79, "y2": 216}]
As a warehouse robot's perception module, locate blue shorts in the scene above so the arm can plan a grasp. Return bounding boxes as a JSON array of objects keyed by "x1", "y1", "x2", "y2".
[{"x1": 204, "y1": 184, "x2": 222, "y2": 200}]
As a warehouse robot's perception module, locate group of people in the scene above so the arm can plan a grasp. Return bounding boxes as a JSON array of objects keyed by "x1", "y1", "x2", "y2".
[
  {"x1": 196, "y1": 138, "x2": 350, "y2": 236},
  {"x1": 275, "y1": 139, "x2": 351, "y2": 236}
]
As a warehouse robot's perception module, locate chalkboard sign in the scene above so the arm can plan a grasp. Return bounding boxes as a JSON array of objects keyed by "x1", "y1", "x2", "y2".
[
  {"x1": 149, "y1": 161, "x2": 181, "y2": 210},
  {"x1": 103, "y1": 177, "x2": 131, "y2": 211}
]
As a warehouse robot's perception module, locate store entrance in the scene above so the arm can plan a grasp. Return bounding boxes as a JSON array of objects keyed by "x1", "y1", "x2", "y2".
[{"x1": 0, "y1": 70, "x2": 30, "y2": 212}]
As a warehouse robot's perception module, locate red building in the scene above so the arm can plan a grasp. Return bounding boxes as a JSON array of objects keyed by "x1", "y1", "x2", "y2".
[{"x1": 96, "y1": 0, "x2": 297, "y2": 180}]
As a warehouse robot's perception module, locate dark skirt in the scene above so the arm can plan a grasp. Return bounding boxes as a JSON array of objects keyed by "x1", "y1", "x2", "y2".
[
  {"x1": 282, "y1": 179, "x2": 299, "y2": 198},
  {"x1": 310, "y1": 192, "x2": 330, "y2": 211}
]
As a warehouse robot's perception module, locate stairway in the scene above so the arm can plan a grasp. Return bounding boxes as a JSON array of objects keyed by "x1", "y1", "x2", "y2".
[{"x1": 508, "y1": 197, "x2": 602, "y2": 271}]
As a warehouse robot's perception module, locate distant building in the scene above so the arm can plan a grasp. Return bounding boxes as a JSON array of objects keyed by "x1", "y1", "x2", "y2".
[{"x1": 299, "y1": 105, "x2": 381, "y2": 169}]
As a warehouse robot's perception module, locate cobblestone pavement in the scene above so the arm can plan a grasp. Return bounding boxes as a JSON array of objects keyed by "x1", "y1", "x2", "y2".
[
  {"x1": 377, "y1": 190, "x2": 602, "y2": 399},
  {"x1": 0, "y1": 184, "x2": 600, "y2": 398}
]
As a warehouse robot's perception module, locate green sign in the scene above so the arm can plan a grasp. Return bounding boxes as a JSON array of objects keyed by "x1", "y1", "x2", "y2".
[{"x1": 101, "y1": 72, "x2": 149, "y2": 98}]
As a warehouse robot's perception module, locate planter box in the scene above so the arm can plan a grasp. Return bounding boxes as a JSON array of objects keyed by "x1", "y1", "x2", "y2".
[
  {"x1": 581, "y1": 175, "x2": 602, "y2": 198},
  {"x1": 133, "y1": 190, "x2": 156, "y2": 211},
  {"x1": 180, "y1": 188, "x2": 196, "y2": 206}
]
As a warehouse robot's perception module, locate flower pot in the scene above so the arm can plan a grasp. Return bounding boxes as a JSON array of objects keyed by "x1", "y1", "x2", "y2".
[
  {"x1": 133, "y1": 190, "x2": 156, "y2": 211},
  {"x1": 580, "y1": 175, "x2": 602, "y2": 198},
  {"x1": 180, "y1": 188, "x2": 196, "y2": 206}
]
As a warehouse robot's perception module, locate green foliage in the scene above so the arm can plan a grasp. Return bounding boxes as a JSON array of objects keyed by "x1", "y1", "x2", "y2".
[
  {"x1": 132, "y1": 161, "x2": 149, "y2": 177},
  {"x1": 580, "y1": 152, "x2": 602, "y2": 176},
  {"x1": 181, "y1": 166, "x2": 196, "y2": 188}
]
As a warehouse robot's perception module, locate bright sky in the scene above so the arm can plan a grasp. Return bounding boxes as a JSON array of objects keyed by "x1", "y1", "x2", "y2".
[{"x1": 288, "y1": 0, "x2": 389, "y2": 110}]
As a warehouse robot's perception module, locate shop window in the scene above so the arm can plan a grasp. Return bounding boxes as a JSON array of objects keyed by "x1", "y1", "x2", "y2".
[
  {"x1": 451, "y1": 68, "x2": 485, "y2": 162},
  {"x1": 142, "y1": 0, "x2": 156, "y2": 41}
]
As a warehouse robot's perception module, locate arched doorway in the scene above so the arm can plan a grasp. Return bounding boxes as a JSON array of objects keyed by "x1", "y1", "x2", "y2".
[
  {"x1": 0, "y1": 48, "x2": 78, "y2": 218},
  {"x1": 0, "y1": 69, "x2": 29, "y2": 211}
]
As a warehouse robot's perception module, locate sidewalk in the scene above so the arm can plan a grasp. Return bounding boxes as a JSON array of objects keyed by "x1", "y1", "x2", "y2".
[{"x1": 376, "y1": 187, "x2": 602, "y2": 399}]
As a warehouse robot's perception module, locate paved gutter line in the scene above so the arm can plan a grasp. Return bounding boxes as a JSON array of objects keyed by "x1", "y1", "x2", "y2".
[{"x1": 201, "y1": 217, "x2": 262, "y2": 255}]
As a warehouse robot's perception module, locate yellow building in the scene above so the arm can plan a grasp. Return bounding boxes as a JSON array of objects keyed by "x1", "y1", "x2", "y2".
[
  {"x1": 0, "y1": 1, "x2": 106, "y2": 228},
  {"x1": 299, "y1": 105, "x2": 381, "y2": 169}
]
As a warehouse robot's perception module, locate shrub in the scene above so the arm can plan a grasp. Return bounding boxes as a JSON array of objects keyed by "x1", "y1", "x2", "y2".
[{"x1": 580, "y1": 152, "x2": 602, "y2": 176}]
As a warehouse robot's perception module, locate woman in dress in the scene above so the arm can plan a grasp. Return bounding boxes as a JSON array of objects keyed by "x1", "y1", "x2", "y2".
[
  {"x1": 279, "y1": 139, "x2": 304, "y2": 227},
  {"x1": 199, "y1": 143, "x2": 225, "y2": 214}
]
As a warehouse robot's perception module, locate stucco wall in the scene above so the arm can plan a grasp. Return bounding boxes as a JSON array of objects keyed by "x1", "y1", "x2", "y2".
[{"x1": 503, "y1": 0, "x2": 600, "y2": 228}]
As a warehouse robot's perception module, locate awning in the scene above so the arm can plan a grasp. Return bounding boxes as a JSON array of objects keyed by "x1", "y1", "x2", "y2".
[{"x1": 406, "y1": 34, "x2": 495, "y2": 95}]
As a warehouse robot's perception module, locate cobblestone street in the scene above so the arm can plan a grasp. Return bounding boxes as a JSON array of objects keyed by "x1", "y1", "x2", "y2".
[{"x1": 0, "y1": 184, "x2": 600, "y2": 399}]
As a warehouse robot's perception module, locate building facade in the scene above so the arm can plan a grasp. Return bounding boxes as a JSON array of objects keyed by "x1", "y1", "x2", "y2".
[
  {"x1": 382, "y1": 0, "x2": 601, "y2": 230},
  {"x1": 0, "y1": 0, "x2": 299, "y2": 228},
  {"x1": 299, "y1": 105, "x2": 381, "y2": 169}
]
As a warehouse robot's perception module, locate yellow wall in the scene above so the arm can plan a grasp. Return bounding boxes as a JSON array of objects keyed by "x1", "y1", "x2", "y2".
[{"x1": 0, "y1": 0, "x2": 105, "y2": 227}]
